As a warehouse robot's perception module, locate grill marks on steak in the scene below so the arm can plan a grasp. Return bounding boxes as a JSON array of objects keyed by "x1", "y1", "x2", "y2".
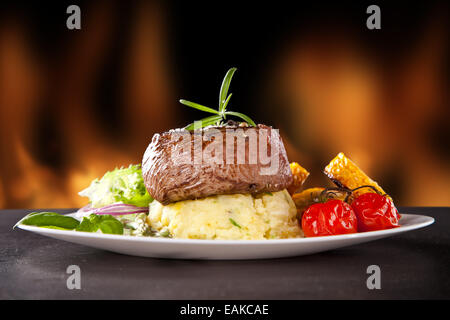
[{"x1": 142, "y1": 124, "x2": 293, "y2": 204}]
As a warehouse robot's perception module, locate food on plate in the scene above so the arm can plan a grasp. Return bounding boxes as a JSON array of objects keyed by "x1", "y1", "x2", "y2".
[
  {"x1": 292, "y1": 187, "x2": 347, "y2": 218},
  {"x1": 142, "y1": 123, "x2": 293, "y2": 205},
  {"x1": 78, "y1": 164, "x2": 153, "y2": 209},
  {"x1": 140, "y1": 67, "x2": 305, "y2": 240},
  {"x1": 148, "y1": 189, "x2": 302, "y2": 240},
  {"x1": 74, "y1": 164, "x2": 154, "y2": 236},
  {"x1": 15, "y1": 212, "x2": 80, "y2": 230},
  {"x1": 301, "y1": 199, "x2": 358, "y2": 237},
  {"x1": 292, "y1": 187, "x2": 324, "y2": 216},
  {"x1": 14, "y1": 68, "x2": 402, "y2": 241},
  {"x1": 351, "y1": 192, "x2": 401, "y2": 231},
  {"x1": 15, "y1": 211, "x2": 124, "y2": 234},
  {"x1": 15, "y1": 67, "x2": 305, "y2": 240},
  {"x1": 295, "y1": 153, "x2": 401, "y2": 237},
  {"x1": 287, "y1": 162, "x2": 310, "y2": 195},
  {"x1": 73, "y1": 213, "x2": 124, "y2": 234},
  {"x1": 324, "y1": 152, "x2": 386, "y2": 198}
]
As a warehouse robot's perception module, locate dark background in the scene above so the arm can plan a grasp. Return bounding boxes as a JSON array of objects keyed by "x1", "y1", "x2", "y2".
[{"x1": 0, "y1": 0, "x2": 448, "y2": 208}]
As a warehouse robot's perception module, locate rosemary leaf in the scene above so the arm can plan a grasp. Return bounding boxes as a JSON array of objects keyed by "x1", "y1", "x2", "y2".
[
  {"x1": 222, "y1": 93, "x2": 232, "y2": 112},
  {"x1": 219, "y1": 67, "x2": 237, "y2": 112},
  {"x1": 224, "y1": 111, "x2": 256, "y2": 127},
  {"x1": 179, "y1": 99, "x2": 220, "y2": 115},
  {"x1": 184, "y1": 115, "x2": 222, "y2": 131}
]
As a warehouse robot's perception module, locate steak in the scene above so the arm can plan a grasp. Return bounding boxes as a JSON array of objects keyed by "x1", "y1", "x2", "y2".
[{"x1": 142, "y1": 123, "x2": 293, "y2": 204}]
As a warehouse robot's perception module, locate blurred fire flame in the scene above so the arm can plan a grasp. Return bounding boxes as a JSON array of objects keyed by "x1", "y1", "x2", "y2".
[
  {"x1": 0, "y1": 2, "x2": 176, "y2": 208},
  {"x1": 271, "y1": 9, "x2": 449, "y2": 205},
  {"x1": 0, "y1": 3, "x2": 448, "y2": 208}
]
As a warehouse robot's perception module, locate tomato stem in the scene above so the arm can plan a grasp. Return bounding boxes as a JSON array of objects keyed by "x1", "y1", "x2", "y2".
[{"x1": 319, "y1": 187, "x2": 352, "y2": 203}]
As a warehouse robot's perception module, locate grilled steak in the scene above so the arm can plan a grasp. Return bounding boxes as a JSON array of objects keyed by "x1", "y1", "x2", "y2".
[{"x1": 142, "y1": 123, "x2": 293, "y2": 204}]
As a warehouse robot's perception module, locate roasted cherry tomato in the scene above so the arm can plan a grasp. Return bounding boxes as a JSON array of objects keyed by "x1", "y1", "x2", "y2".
[
  {"x1": 351, "y1": 193, "x2": 401, "y2": 232},
  {"x1": 301, "y1": 199, "x2": 358, "y2": 237}
]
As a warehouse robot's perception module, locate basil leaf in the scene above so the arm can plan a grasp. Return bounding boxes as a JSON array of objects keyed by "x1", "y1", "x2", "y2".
[
  {"x1": 98, "y1": 216, "x2": 124, "y2": 235},
  {"x1": 87, "y1": 214, "x2": 102, "y2": 225},
  {"x1": 224, "y1": 111, "x2": 256, "y2": 126},
  {"x1": 219, "y1": 67, "x2": 237, "y2": 112},
  {"x1": 17, "y1": 212, "x2": 80, "y2": 230},
  {"x1": 76, "y1": 214, "x2": 123, "y2": 235},
  {"x1": 75, "y1": 217, "x2": 98, "y2": 232},
  {"x1": 41, "y1": 226, "x2": 74, "y2": 230},
  {"x1": 16, "y1": 211, "x2": 124, "y2": 235},
  {"x1": 179, "y1": 99, "x2": 220, "y2": 115},
  {"x1": 14, "y1": 211, "x2": 56, "y2": 228}
]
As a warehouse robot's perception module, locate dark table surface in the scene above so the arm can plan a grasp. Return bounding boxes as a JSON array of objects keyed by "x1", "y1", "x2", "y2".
[{"x1": 1, "y1": 207, "x2": 449, "y2": 299}]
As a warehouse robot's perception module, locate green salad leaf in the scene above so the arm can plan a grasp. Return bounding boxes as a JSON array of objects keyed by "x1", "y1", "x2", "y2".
[
  {"x1": 78, "y1": 164, "x2": 153, "y2": 208},
  {"x1": 76, "y1": 214, "x2": 123, "y2": 235}
]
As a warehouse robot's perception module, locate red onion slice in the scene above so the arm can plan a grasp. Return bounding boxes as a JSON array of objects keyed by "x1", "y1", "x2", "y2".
[{"x1": 76, "y1": 203, "x2": 148, "y2": 216}]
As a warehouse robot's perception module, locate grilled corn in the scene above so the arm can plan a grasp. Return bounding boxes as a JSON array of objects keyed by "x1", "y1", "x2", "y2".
[
  {"x1": 292, "y1": 187, "x2": 324, "y2": 216},
  {"x1": 324, "y1": 152, "x2": 386, "y2": 198},
  {"x1": 292, "y1": 187, "x2": 348, "y2": 217},
  {"x1": 288, "y1": 162, "x2": 310, "y2": 195}
]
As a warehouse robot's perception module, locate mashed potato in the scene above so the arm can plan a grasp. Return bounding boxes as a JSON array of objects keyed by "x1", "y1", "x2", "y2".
[{"x1": 147, "y1": 189, "x2": 303, "y2": 240}]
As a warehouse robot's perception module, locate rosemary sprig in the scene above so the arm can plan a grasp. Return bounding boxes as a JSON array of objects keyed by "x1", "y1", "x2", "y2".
[
  {"x1": 179, "y1": 99, "x2": 220, "y2": 115},
  {"x1": 219, "y1": 67, "x2": 237, "y2": 112},
  {"x1": 184, "y1": 115, "x2": 222, "y2": 131},
  {"x1": 180, "y1": 67, "x2": 256, "y2": 130}
]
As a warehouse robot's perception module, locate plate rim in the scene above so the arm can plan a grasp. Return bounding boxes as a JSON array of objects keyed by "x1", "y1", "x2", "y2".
[{"x1": 16, "y1": 213, "x2": 435, "y2": 245}]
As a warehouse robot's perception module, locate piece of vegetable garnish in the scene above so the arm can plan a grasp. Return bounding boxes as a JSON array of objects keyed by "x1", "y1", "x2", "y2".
[
  {"x1": 76, "y1": 203, "x2": 148, "y2": 217},
  {"x1": 76, "y1": 214, "x2": 123, "y2": 235},
  {"x1": 180, "y1": 67, "x2": 256, "y2": 130},
  {"x1": 78, "y1": 164, "x2": 153, "y2": 208},
  {"x1": 14, "y1": 212, "x2": 80, "y2": 230},
  {"x1": 229, "y1": 218, "x2": 242, "y2": 229},
  {"x1": 15, "y1": 211, "x2": 124, "y2": 235}
]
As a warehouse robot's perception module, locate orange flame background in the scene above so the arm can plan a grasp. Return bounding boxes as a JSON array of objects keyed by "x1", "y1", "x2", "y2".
[{"x1": 0, "y1": 1, "x2": 448, "y2": 208}]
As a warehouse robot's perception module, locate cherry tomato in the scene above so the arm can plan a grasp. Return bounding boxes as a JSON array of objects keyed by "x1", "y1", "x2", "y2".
[
  {"x1": 301, "y1": 199, "x2": 358, "y2": 237},
  {"x1": 351, "y1": 193, "x2": 401, "y2": 232}
]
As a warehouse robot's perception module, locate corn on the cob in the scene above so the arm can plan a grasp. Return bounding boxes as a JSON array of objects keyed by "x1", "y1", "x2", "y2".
[
  {"x1": 292, "y1": 187, "x2": 324, "y2": 216},
  {"x1": 292, "y1": 187, "x2": 349, "y2": 217},
  {"x1": 288, "y1": 162, "x2": 310, "y2": 195},
  {"x1": 324, "y1": 152, "x2": 386, "y2": 198}
]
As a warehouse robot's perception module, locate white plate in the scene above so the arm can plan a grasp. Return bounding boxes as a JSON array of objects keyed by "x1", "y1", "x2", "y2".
[{"x1": 17, "y1": 213, "x2": 434, "y2": 260}]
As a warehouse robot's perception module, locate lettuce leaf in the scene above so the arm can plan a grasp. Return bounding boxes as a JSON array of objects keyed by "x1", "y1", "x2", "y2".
[{"x1": 78, "y1": 164, "x2": 153, "y2": 208}]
